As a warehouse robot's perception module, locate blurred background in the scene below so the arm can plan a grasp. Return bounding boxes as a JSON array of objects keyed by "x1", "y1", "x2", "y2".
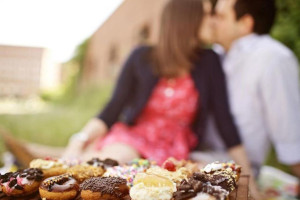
[{"x1": 0, "y1": 0, "x2": 299, "y2": 178}]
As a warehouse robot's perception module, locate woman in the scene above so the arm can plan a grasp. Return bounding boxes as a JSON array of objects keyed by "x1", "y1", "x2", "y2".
[{"x1": 65, "y1": 0, "x2": 246, "y2": 166}]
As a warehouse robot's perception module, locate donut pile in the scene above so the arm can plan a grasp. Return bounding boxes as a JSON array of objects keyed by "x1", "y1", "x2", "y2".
[{"x1": 0, "y1": 157, "x2": 241, "y2": 200}]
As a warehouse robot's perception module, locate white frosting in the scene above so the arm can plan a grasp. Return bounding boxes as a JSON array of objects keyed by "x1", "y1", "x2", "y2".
[
  {"x1": 18, "y1": 175, "x2": 33, "y2": 185},
  {"x1": 30, "y1": 159, "x2": 67, "y2": 169},
  {"x1": 190, "y1": 193, "x2": 216, "y2": 200},
  {"x1": 146, "y1": 166, "x2": 190, "y2": 183},
  {"x1": 130, "y1": 182, "x2": 176, "y2": 200},
  {"x1": 203, "y1": 162, "x2": 223, "y2": 173}
]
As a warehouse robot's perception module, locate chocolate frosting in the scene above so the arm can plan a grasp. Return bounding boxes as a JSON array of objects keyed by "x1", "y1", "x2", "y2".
[
  {"x1": 40, "y1": 174, "x2": 79, "y2": 192},
  {"x1": 80, "y1": 177, "x2": 128, "y2": 198},
  {"x1": 86, "y1": 158, "x2": 119, "y2": 168},
  {"x1": 193, "y1": 170, "x2": 237, "y2": 192},
  {"x1": 173, "y1": 174, "x2": 230, "y2": 200},
  {"x1": 0, "y1": 168, "x2": 43, "y2": 191}
]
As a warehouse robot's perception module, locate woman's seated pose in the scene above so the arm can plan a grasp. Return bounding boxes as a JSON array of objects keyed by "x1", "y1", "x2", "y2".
[{"x1": 64, "y1": 0, "x2": 248, "y2": 168}]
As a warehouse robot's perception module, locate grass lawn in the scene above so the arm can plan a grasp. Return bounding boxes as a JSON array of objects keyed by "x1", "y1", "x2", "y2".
[
  {"x1": 0, "y1": 85, "x2": 112, "y2": 165},
  {"x1": 0, "y1": 84, "x2": 291, "y2": 174}
]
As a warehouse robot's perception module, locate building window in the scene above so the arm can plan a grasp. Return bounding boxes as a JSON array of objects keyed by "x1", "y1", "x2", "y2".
[
  {"x1": 138, "y1": 24, "x2": 151, "y2": 44},
  {"x1": 108, "y1": 45, "x2": 118, "y2": 64}
]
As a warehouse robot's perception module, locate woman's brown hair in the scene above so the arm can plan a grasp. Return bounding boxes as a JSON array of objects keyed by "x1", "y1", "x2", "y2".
[{"x1": 153, "y1": 0, "x2": 204, "y2": 78}]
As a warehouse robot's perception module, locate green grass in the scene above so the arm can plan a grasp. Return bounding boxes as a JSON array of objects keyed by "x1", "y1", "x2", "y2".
[
  {"x1": 0, "y1": 83, "x2": 292, "y2": 174},
  {"x1": 0, "y1": 85, "x2": 113, "y2": 165}
]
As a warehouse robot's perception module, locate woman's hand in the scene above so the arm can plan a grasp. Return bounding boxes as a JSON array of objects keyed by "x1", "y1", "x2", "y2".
[
  {"x1": 62, "y1": 132, "x2": 89, "y2": 159},
  {"x1": 62, "y1": 118, "x2": 108, "y2": 159}
]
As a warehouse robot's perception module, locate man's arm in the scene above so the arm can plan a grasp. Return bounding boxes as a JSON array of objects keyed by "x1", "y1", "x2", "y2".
[
  {"x1": 228, "y1": 145, "x2": 264, "y2": 200},
  {"x1": 291, "y1": 164, "x2": 300, "y2": 179},
  {"x1": 260, "y1": 50, "x2": 300, "y2": 174}
]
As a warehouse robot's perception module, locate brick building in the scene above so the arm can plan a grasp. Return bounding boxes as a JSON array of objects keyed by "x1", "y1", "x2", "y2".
[
  {"x1": 82, "y1": 0, "x2": 169, "y2": 85},
  {"x1": 0, "y1": 45, "x2": 60, "y2": 97}
]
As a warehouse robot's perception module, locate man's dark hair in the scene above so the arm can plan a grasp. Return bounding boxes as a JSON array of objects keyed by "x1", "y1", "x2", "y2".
[{"x1": 234, "y1": 0, "x2": 276, "y2": 34}]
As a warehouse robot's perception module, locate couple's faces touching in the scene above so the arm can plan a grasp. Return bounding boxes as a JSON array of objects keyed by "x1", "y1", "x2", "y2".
[
  {"x1": 199, "y1": 0, "x2": 254, "y2": 50},
  {"x1": 198, "y1": 0, "x2": 215, "y2": 45}
]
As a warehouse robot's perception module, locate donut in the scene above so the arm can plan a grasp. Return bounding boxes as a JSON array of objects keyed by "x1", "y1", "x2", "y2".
[
  {"x1": 103, "y1": 159, "x2": 154, "y2": 187},
  {"x1": 196, "y1": 170, "x2": 237, "y2": 192},
  {"x1": 86, "y1": 157, "x2": 119, "y2": 168},
  {"x1": 29, "y1": 158, "x2": 68, "y2": 178},
  {"x1": 80, "y1": 177, "x2": 129, "y2": 200},
  {"x1": 0, "y1": 168, "x2": 43, "y2": 197},
  {"x1": 221, "y1": 162, "x2": 241, "y2": 181},
  {"x1": 173, "y1": 178, "x2": 229, "y2": 200},
  {"x1": 130, "y1": 172, "x2": 176, "y2": 200},
  {"x1": 146, "y1": 166, "x2": 190, "y2": 184},
  {"x1": 67, "y1": 165, "x2": 105, "y2": 183},
  {"x1": 39, "y1": 174, "x2": 79, "y2": 200},
  {"x1": 162, "y1": 158, "x2": 200, "y2": 174},
  {"x1": 202, "y1": 161, "x2": 241, "y2": 182}
]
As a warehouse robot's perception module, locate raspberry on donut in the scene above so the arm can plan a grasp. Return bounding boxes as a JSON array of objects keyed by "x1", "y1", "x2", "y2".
[
  {"x1": 80, "y1": 177, "x2": 129, "y2": 200},
  {"x1": 39, "y1": 174, "x2": 79, "y2": 200},
  {"x1": 0, "y1": 168, "x2": 43, "y2": 197}
]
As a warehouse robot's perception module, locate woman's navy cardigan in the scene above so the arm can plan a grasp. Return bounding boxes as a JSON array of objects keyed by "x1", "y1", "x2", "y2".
[{"x1": 97, "y1": 46, "x2": 241, "y2": 149}]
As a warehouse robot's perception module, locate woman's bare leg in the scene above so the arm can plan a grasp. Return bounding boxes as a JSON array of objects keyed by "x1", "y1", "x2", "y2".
[
  {"x1": 25, "y1": 143, "x2": 64, "y2": 158},
  {"x1": 81, "y1": 142, "x2": 140, "y2": 164}
]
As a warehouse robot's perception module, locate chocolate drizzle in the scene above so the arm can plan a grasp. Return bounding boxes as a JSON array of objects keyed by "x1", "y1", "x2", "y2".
[
  {"x1": 80, "y1": 177, "x2": 128, "y2": 198},
  {"x1": 0, "y1": 168, "x2": 43, "y2": 191},
  {"x1": 86, "y1": 158, "x2": 119, "y2": 168},
  {"x1": 40, "y1": 174, "x2": 79, "y2": 192},
  {"x1": 194, "y1": 170, "x2": 237, "y2": 192},
  {"x1": 173, "y1": 178, "x2": 229, "y2": 200}
]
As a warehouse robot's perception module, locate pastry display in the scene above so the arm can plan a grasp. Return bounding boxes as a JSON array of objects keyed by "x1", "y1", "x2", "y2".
[
  {"x1": 0, "y1": 158, "x2": 243, "y2": 200},
  {"x1": 0, "y1": 168, "x2": 43, "y2": 197},
  {"x1": 29, "y1": 158, "x2": 68, "y2": 178},
  {"x1": 39, "y1": 174, "x2": 79, "y2": 200},
  {"x1": 80, "y1": 177, "x2": 129, "y2": 200}
]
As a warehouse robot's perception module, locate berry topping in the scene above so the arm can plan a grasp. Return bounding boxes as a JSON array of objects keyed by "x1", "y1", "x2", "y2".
[{"x1": 163, "y1": 160, "x2": 176, "y2": 172}]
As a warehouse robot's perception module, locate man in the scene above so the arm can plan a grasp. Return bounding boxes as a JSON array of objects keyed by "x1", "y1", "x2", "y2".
[{"x1": 210, "y1": 0, "x2": 300, "y2": 178}]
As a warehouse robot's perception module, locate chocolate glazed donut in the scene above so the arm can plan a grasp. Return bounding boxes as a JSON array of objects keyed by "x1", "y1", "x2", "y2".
[
  {"x1": 80, "y1": 177, "x2": 129, "y2": 200},
  {"x1": 39, "y1": 174, "x2": 79, "y2": 200}
]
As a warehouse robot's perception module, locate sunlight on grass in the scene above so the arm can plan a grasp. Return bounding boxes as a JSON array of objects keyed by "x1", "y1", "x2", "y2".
[{"x1": 0, "y1": 84, "x2": 113, "y2": 165}]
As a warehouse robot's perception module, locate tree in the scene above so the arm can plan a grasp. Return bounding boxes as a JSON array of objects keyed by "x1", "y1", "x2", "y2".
[{"x1": 272, "y1": 0, "x2": 300, "y2": 61}]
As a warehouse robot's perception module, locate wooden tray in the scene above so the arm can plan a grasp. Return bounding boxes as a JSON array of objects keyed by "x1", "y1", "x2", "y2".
[
  {"x1": 229, "y1": 175, "x2": 250, "y2": 200},
  {"x1": 0, "y1": 175, "x2": 250, "y2": 200}
]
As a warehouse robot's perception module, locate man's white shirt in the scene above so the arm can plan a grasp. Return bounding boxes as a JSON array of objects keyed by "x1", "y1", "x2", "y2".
[{"x1": 211, "y1": 34, "x2": 300, "y2": 168}]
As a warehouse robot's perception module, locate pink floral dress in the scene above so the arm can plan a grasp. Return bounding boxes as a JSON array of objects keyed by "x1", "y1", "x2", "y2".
[{"x1": 95, "y1": 74, "x2": 199, "y2": 164}]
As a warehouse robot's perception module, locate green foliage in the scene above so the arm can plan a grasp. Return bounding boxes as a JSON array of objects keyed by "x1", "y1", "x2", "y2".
[
  {"x1": 40, "y1": 38, "x2": 90, "y2": 104},
  {"x1": 272, "y1": 0, "x2": 300, "y2": 61}
]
